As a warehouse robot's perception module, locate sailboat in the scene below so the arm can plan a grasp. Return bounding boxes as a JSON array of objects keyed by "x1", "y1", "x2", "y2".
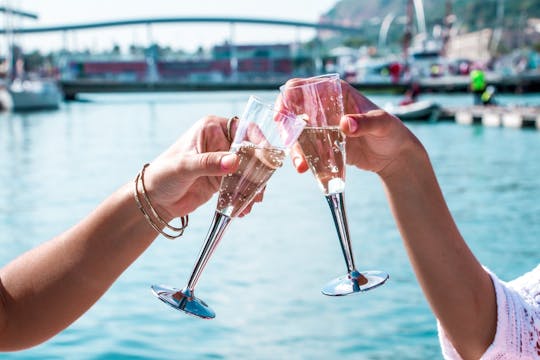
[
  {"x1": 4, "y1": 76, "x2": 62, "y2": 111},
  {"x1": 0, "y1": 5, "x2": 62, "y2": 111}
]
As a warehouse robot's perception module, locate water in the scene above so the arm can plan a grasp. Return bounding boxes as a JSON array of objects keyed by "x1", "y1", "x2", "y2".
[{"x1": 1, "y1": 91, "x2": 539, "y2": 359}]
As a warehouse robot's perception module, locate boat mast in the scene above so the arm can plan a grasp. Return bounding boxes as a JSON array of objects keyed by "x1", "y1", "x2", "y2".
[
  {"x1": 490, "y1": 0, "x2": 505, "y2": 56},
  {"x1": 0, "y1": 3, "x2": 38, "y2": 81},
  {"x1": 441, "y1": 0, "x2": 454, "y2": 56},
  {"x1": 412, "y1": 0, "x2": 427, "y2": 37},
  {"x1": 402, "y1": 0, "x2": 414, "y2": 63}
]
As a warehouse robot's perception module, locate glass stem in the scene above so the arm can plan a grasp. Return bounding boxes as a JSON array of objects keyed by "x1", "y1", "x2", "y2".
[
  {"x1": 186, "y1": 211, "x2": 232, "y2": 291},
  {"x1": 325, "y1": 192, "x2": 356, "y2": 274}
]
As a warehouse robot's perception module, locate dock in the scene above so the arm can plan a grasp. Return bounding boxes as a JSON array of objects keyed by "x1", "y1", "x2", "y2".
[
  {"x1": 438, "y1": 106, "x2": 540, "y2": 130},
  {"x1": 59, "y1": 72, "x2": 540, "y2": 100}
]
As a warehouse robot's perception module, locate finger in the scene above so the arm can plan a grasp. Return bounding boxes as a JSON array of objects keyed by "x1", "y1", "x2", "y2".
[
  {"x1": 239, "y1": 197, "x2": 260, "y2": 217},
  {"x1": 246, "y1": 123, "x2": 271, "y2": 147},
  {"x1": 239, "y1": 203, "x2": 253, "y2": 217},
  {"x1": 283, "y1": 77, "x2": 306, "y2": 87},
  {"x1": 290, "y1": 142, "x2": 309, "y2": 173},
  {"x1": 252, "y1": 189, "x2": 264, "y2": 203},
  {"x1": 274, "y1": 93, "x2": 287, "y2": 115},
  {"x1": 342, "y1": 81, "x2": 380, "y2": 113},
  {"x1": 279, "y1": 80, "x2": 306, "y2": 117},
  {"x1": 340, "y1": 109, "x2": 397, "y2": 138},
  {"x1": 181, "y1": 152, "x2": 239, "y2": 177},
  {"x1": 238, "y1": 186, "x2": 266, "y2": 217}
]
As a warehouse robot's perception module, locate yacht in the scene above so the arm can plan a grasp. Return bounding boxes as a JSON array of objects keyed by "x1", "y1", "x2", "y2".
[
  {"x1": 0, "y1": 5, "x2": 62, "y2": 111},
  {"x1": 4, "y1": 77, "x2": 62, "y2": 111}
]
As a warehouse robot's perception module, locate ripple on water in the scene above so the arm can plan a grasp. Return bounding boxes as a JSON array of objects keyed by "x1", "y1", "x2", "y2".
[{"x1": 1, "y1": 92, "x2": 539, "y2": 359}]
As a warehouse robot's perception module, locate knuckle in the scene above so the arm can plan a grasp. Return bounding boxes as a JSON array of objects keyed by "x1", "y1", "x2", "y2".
[
  {"x1": 198, "y1": 154, "x2": 213, "y2": 169},
  {"x1": 285, "y1": 77, "x2": 302, "y2": 87},
  {"x1": 370, "y1": 109, "x2": 387, "y2": 118},
  {"x1": 199, "y1": 115, "x2": 226, "y2": 128}
]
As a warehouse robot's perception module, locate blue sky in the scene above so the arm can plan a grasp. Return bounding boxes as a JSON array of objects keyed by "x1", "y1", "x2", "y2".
[{"x1": 9, "y1": 0, "x2": 338, "y2": 53}]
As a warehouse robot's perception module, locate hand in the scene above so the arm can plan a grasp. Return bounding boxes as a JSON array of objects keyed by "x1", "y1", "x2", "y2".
[
  {"x1": 141, "y1": 115, "x2": 262, "y2": 219},
  {"x1": 286, "y1": 80, "x2": 421, "y2": 178}
]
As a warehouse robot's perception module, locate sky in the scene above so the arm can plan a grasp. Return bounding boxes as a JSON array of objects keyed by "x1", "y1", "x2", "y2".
[{"x1": 7, "y1": 0, "x2": 339, "y2": 53}]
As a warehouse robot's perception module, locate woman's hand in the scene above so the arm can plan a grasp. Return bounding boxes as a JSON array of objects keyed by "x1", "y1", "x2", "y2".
[
  {"x1": 141, "y1": 115, "x2": 261, "y2": 219},
  {"x1": 287, "y1": 80, "x2": 422, "y2": 178}
]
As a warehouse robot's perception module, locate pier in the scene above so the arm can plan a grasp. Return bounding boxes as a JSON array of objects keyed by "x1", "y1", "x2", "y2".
[
  {"x1": 59, "y1": 74, "x2": 540, "y2": 100},
  {"x1": 59, "y1": 79, "x2": 413, "y2": 99},
  {"x1": 439, "y1": 106, "x2": 540, "y2": 130}
]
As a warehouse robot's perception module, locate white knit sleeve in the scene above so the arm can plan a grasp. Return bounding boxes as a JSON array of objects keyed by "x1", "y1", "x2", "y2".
[{"x1": 437, "y1": 265, "x2": 540, "y2": 360}]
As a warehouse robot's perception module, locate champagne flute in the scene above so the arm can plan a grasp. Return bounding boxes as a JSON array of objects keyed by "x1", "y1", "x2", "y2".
[
  {"x1": 279, "y1": 73, "x2": 389, "y2": 296},
  {"x1": 151, "y1": 96, "x2": 305, "y2": 318}
]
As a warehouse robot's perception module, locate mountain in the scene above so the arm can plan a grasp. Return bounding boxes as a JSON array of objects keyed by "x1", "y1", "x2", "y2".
[{"x1": 320, "y1": 0, "x2": 540, "y2": 52}]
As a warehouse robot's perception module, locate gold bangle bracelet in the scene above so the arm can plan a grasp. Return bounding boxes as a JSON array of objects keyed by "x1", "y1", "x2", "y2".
[
  {"x1": 139, "y1": 164, "x2": 188, "y2": 233},
  {"x1": 133, "y1": 163, "x2": 188, "y2": 240}
]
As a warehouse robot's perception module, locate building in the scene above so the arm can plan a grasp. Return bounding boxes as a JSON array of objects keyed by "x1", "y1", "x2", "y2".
[{"x1": 66, "y1": 43, "x2": 295, "y2": 82}]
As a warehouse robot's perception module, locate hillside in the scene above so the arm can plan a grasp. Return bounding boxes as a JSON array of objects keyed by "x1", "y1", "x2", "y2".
[{"x1": 320, "y1": 0, "x2": 540, "y2": 51}]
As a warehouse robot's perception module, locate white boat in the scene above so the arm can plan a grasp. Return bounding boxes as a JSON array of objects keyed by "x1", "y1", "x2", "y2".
[
  {"x1": 0, "y1": 6, "x2": 62, "y2": 111},
  {"x1": 385, "y1": 100, "x2": 441, "y2": 121},
  {"x1": 5, "y1": 78, "x2": 62, "y2": 111}
]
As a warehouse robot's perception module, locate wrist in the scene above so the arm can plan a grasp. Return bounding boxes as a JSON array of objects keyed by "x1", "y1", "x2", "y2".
[
  {"x1": 133, "y1": 163, "x2": 188, "y2": 239},
  {"x1": 140, "y1": 163, "x2": 175, "y2": 222},
  {"x1": 377, "y1": 136, "x2": 430, "y2": 186}
]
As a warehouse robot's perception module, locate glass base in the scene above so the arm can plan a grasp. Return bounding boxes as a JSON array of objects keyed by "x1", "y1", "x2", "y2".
[
  {"x1": 151, "y1": 285, "x2": 215, "y2": 319},
  {"x1": 321, "y1": 270, "x2": 389, "y2": 296}
]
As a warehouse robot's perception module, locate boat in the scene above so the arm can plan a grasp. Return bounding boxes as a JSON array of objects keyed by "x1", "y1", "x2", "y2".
[
  {"x1": 0, "y1": 6, "x2": 62, "y2": 112},
  {"x1": 5, "y1": 78, "x2": 62, "y2": 111},
  {"x1": 385, "y1": 100, "x2": 441, "y2": 121}
]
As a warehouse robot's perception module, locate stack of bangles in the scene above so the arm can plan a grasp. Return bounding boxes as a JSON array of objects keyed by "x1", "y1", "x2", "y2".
[{"x1": 133, "y1": 163, "x2": 188, "y2": 239}]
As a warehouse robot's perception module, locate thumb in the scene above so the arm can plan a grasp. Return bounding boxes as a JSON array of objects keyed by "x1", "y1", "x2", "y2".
[
  {"x1": 182, "y1": 152, "x2": 239, "y2": 177},
  {"x1": 340, "y1": 109, "x2": 396, "y2": 138}
]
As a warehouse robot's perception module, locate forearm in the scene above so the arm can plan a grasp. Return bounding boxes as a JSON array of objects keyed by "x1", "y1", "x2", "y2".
[
  {"x1": 380, "y1": 144, "x2": 496, "y2": 360},
  {"x1": 0, "y1": 182, "x2": 159, "y2": 350}
]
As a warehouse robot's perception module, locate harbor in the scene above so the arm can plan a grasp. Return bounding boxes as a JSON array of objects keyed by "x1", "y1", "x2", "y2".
[
  {"x1": 0, "y1": 1, "x2": 538, "y2": 112},
  {"x1": 1, "y1": 0, "x2": 540, "y2": 359}
]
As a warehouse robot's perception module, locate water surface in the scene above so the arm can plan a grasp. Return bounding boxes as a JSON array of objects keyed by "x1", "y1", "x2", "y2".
[{"x1": 0, "y1": 91, "x2": 539, "y2": 359}]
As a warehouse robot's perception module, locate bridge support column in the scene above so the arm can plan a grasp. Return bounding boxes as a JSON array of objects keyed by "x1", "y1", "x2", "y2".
[{"x1": 229, "y1": 22, "x2": 238, "y2": 81}]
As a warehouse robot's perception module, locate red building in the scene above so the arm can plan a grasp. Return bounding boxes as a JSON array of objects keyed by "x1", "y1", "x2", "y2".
[{"x1": 67, "y1": 43, "x2": 295, "y2": 82}]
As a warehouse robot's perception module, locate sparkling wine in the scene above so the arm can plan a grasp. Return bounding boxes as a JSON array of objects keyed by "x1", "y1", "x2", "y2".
[
  {"x1": 297, "y1": 126, "x2": 345, "y2": 194},
  {"x1": 217, "y1": 142, "x2": 285, "y2": 217}
]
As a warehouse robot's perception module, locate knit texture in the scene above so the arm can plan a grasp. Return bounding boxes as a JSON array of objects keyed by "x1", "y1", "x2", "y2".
[{"x1": 438, "y1": 265, "x2": 540, "y2": 359}]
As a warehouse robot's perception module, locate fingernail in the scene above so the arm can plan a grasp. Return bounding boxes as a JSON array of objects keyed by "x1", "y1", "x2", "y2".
[
  {"x1": 221, "y1": 154, "x2": 237, "y2": 171},
  {"x1": 347, "y1": 116, "x2": 358, "y2": 132},
  {"x1": 293, "y1": 156, "x2": 302, "y2": 168}
]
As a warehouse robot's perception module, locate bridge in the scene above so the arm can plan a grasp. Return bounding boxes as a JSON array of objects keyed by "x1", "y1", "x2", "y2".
[
  {"x1": 0, "y1": 16, "x2": 362, "y2": 35},
  {"x1": 0, "y1": 16, "x2": 366, "y2": 99}
]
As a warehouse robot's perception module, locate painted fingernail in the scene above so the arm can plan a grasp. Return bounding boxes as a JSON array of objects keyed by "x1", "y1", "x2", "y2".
[
  {"x1": 347, "y1": 116, "x2": 358, "y2": 132},
  {"x1": 221, "y1": 154, "x2": 237, "y2": 171},
  {"x1": 293, "y1": 156, "x2": 302, "y2": 168}
]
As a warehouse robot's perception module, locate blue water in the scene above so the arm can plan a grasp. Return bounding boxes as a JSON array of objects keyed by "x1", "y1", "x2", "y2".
[{"x1": 0, "y1": 91, "x2": 539, "y2": 359}]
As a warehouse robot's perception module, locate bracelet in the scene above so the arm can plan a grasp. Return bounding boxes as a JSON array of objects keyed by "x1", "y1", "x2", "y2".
[{"x1": 133, "y1": 163, "x2": 189, "y2": 239}]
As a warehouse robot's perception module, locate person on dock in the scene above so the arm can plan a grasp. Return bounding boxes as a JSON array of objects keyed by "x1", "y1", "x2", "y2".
[
  {"x1": 286, "y1": 79, "x2": 539, "y2": 360},
  {"x1": 481, "y1": 85, "x2": 497, "y2": 106},
  {"x1": 470, "y1": 67, "x2": 487, "y2": 106},
  {"x1": 388, "y1": 61, "x2": 402, "y2": 84},
  {"x1": 0, "y1": 115, "x2": 255, "y2": 351}
]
